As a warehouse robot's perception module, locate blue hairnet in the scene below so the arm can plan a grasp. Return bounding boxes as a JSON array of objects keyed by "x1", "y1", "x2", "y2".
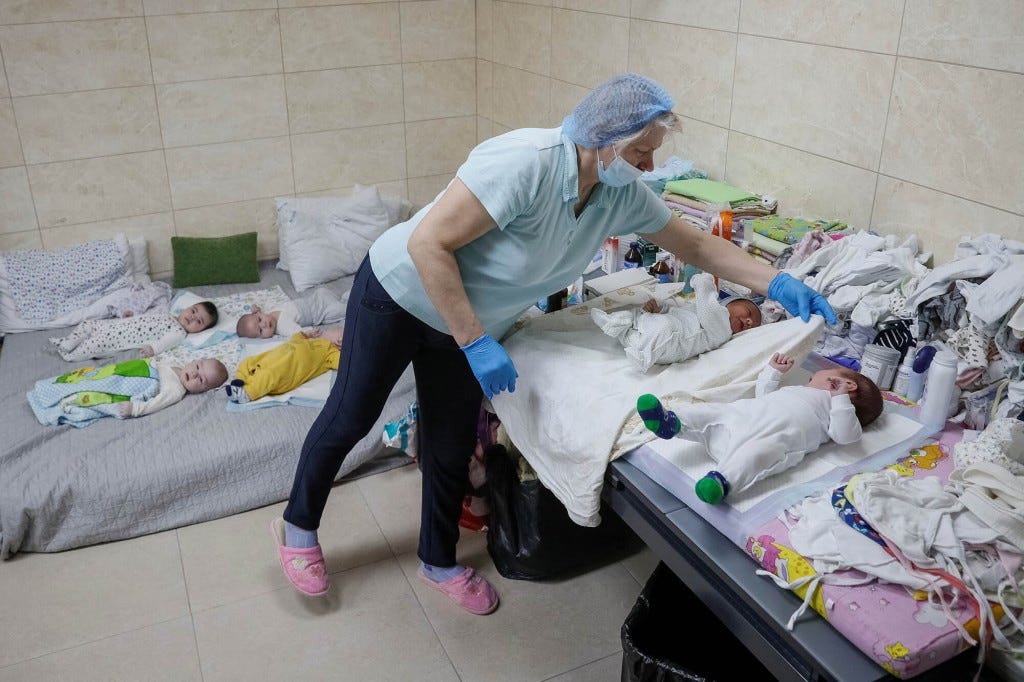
[{"x1": 562, "y1": 73, "x2": 674, "y2": 149}]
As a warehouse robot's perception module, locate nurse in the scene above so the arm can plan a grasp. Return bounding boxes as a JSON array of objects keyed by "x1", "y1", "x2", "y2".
[{"x1": 270, "y1": 73, "x2": 835, "y2": 613}]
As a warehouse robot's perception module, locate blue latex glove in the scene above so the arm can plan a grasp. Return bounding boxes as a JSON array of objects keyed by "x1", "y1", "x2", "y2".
[
  {"x1": 460, "y1": 333, "x2": 518, "y2": 399},
  {"x1": 767, "y1": 272, "x2": 837, "y2": 324}
]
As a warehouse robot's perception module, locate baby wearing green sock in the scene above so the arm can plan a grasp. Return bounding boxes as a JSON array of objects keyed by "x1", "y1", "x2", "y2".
[{"x1": 636, "y1": 352, "x2": 882, "y2": 506}]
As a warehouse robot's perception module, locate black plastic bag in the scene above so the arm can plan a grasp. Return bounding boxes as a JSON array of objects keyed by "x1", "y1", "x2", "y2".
[
  {"x1": 484, "y1": 442, "x2": 640, "y2": 580},
  {"x1": 621, "y1": 562, "x2": 769, "y2": 682}
]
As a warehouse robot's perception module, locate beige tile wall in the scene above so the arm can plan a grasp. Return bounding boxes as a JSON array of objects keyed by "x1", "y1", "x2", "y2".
[
  {"x1": 0, "y1": 0, "x2": 476, "y2": 277},
  {"x1": 476, "y1": 0, "x2": 1024, "y2": 262}
]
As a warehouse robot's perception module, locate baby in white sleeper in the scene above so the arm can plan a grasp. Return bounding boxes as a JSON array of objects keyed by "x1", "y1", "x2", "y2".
[
  {"x1": 235, "y1": 286, "x2": 347, "y2": 339},
  {"x1": 591, "y1": 272, "x2": 762, "y2": 372},
  {"x1": 49, "y1": 301, "x2": 218, "y2": 361},
  {"x1": 637, "y1": 352, "x2": 883, "y2": 504}
]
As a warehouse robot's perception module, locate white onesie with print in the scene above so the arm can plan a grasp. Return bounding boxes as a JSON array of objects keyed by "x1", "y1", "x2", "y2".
[{"x1": 50, "y1": 314, "x2": 187, "y2": 361}]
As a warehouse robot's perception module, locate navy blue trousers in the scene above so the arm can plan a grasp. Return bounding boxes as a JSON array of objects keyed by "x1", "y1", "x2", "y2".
[{"x1": 284, "y1": 256, "x2": 483, "y2": 567}]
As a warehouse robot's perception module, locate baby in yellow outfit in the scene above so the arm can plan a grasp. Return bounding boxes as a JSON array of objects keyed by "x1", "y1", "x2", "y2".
[{"x1": 225, "y1": 327, "x2": 342, "y2": 403}]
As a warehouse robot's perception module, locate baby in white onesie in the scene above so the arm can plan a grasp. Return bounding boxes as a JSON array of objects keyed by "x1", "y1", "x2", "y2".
[
  {"x1": 637, "y1": 352, "x2": 883, "y2": 504},
  {"x1": 591, "y1": 273, "x2": 762, "y2": 372},
  {"x1": 235, "y1": 286, "x2": 347, "y2": 339}
]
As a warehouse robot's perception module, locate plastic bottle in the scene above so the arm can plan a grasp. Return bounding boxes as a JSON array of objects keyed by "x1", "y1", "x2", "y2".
[
  {"x1": 859, "y1": 344, "x2": 901, "y2": 391},
  {"x1": 649, "y1": 252, "x2": 672, "y2": 283},
  {"x1": 709, "y1": 207, "x2": 733, "y2": 242},
  {"x1": 601, "y1": 237, "x2": 619, "y2": 274},
  {"x1": 918, "y1": 351, "x2": 958, "y2": 428},
  {"x1": 892, "y1": 351, "x2": 915, "y2": 397},
  {"x1": 623, "y1": 241, "x2": 643, "y2": 269},
  {"x1": 906, "y1": 345, "x2": 937, "y2": 403}
]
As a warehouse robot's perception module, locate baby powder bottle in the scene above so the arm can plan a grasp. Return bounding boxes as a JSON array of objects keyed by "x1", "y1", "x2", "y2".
[
  {"x1": 859, "y1": 344, "x2": 901, "y2": 391},
  {"x1": 918, "y1": 351, "x2": 958, "y2": 428},
  {"x1": 623, "y1": 241, "x2": 643, "y2": 269}
]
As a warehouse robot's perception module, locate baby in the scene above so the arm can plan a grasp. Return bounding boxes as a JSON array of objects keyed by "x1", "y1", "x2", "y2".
[
  {"x1": 236, "y1": 287, "x2": 346, "y2": 339},
  {"x1": 591, "y1": 273, "x2": 762, "y2": 372},
  {"x1": 50, "y1": 301, "x2": 218, "y2": 361},
  {"x1": 28, "y1": 357, "x2": 227, "y2": 427},
  {"x1": 224, "y1": 326, "x2": 343, "y2": 403},
  {"x1": 637, "y1": 352, "x2": 883, "y2": 504}
]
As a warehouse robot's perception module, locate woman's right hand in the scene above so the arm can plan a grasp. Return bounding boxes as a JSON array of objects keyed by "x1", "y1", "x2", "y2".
[{"x1": 460, "y1": 333, "x2": 518, "y2": 399}]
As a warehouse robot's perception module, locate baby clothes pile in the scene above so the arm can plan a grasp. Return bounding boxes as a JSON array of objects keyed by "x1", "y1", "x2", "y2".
[{"x1": 783, "y1": 231, "x2": 1024, "y2": 427}]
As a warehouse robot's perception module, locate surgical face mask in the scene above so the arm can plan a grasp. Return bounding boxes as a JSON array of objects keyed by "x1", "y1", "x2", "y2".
[{"x1": 597, "y1": 146, "x2": 643, "y2": 187}]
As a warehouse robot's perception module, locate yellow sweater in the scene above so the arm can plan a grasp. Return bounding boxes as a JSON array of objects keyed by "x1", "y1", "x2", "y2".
[{"x1": 236, "y1": 333, "x2": 339, "y2": 400}]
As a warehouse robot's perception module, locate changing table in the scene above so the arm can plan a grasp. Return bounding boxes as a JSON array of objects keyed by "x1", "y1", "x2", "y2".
[{"x1": 603, "y1": 459, "x2": 986, "y2": 682}]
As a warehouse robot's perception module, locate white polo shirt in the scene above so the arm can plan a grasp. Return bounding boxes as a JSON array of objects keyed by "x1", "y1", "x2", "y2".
[{"x1": 369, "y1": 127, "x2": 671, "y2": 339}]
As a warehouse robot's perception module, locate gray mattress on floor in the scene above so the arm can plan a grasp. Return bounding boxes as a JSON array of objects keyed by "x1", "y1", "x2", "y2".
[{"x1": 0, "y1": 262, "x2": 416, "y2": 559}]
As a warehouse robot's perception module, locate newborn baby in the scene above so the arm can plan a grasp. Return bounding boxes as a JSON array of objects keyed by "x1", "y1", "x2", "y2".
[{"x1": 591, "y1": 273, "x2": 762, "y2": 372}]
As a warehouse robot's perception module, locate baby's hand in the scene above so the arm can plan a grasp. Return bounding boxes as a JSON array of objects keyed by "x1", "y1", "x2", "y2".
[
  {"x1": 121, "y1": 310, "x2": 134, "y2": 318},
  {"x1": 140, "y1": 345, "x2": 154, "y2": 358},
  {"x1": 321, "y1": 326, "x2": 343, "y2": 347},
  {"x1": 119, "y1": 403, "x2": 132, "y2": 418},
  {"x1": 642, "y1": 298, "x2": 662, "y2": 314},
  {"x1": 770, "y1": 352, "x2": 795, "y2": 372},
  {"x1": 300, "y1": 328, "x2": 322, "y2": 339}
]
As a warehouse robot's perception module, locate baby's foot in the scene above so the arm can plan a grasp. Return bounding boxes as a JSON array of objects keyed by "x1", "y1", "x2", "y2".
[
  {"x1": 695, "y1": 471, "x2": 729, "y2": 505},
  {"x1": 636, "y1": 394, "x2": 681, "y2": 439},
  {"x1": 224, "y1": 379, "x2": 250, "y2": 403}
]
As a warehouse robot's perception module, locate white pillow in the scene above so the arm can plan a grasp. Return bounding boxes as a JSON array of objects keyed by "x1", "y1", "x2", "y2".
[
  {"x1": 355, "y1": 184, "x2": 414, "y2": 227},
  {"x1": 128, "y1": 236, "x2": 151, "y2": 283},
  {"x1": 275, "y1": 185, "x2": 395, "y2": 292}
]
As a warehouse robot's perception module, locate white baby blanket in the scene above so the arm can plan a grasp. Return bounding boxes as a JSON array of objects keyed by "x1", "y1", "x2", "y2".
[{"x1": 491, "y1": 283, "x2": 826, "y2": 527}]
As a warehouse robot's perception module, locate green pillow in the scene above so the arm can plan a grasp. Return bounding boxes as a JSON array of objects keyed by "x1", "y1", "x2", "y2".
[{"x1": 172, "y1": 232, "x2": 259, "y2": 288}]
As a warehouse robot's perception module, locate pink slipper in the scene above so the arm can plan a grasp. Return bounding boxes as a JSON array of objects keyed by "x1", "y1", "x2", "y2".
[
  {"x1": 269, "y1": 517, "x2": 329, "y2": 597},
  {"x1": 418, "y1": 567, "x2": 499, "y2": 615}
]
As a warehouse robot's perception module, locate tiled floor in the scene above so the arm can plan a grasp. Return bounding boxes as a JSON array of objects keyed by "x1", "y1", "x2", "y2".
[{"x1": 0, "y1": 462, "x2": 659, "y2": 682}]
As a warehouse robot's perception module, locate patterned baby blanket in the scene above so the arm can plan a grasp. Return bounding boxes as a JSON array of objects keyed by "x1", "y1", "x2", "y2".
[
  {"x1": 748, "y1": 216, "x2": 847, "y2": 245},
  {"x1": 27, "y1": 359, "x2": 160, "y2": 428},
  {"x1": 3, "y1": 236, "x2": 132, "y2": 323}
]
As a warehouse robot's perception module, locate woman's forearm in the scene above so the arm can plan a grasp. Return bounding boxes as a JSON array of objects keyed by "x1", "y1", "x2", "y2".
[{"x1": 408, "y1": 239, "x2": 485, "y2": 347}]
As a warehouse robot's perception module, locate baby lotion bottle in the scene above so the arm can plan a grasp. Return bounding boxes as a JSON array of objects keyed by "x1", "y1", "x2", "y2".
[{"x1": 892, "y1": 351, "x2": 915, "y2": 398}]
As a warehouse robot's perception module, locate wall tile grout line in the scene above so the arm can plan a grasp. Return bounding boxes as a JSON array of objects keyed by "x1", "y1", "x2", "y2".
[
  {"x1": 141, "y1": 12, "x2": 177, "y2": 240},
  {"x1": 278, "y1": 3, "x2": 298, "y2": 201},
  {"x1": 869, "y1": 0, "x2": 910, "y2": 230},
  {"x1": 0, "y1": 38, "x2": 41, "y2": 247}
]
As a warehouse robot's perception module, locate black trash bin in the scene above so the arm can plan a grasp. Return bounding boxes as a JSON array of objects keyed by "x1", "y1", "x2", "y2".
[{"x1": 621, "y1": 562, "x2": 772, "y2": 682}]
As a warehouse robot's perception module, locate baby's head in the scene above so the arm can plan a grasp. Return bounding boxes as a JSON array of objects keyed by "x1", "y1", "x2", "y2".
[
  {"x1": 180, "y1": 358, "x2": 228, "y2": 394},
  {"x1": 236, "y1": 305, "x2": 276, "y2": 339},
  {"x1": 177, "y1": 301, "x2": 218, "y2": 333},
  {"x1": 724, "y1": 297, "x2": 762, "y2": 334},
  {"x1": 808, "y1": 368, "x2": 883, "y2": 427}
]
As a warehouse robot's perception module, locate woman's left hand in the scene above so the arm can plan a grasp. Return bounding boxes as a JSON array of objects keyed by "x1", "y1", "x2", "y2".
[{"x1": 767, "y1": 273, "x2": 837, "y2": 324}]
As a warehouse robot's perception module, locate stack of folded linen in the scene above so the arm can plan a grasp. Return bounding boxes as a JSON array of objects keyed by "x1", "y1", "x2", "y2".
[
  {"x1": 661, "y1": 178, "x2": 777, "y2": 238},
  {"x1": 743, "y1": 215, "x2": 848, "y2": 268}
]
